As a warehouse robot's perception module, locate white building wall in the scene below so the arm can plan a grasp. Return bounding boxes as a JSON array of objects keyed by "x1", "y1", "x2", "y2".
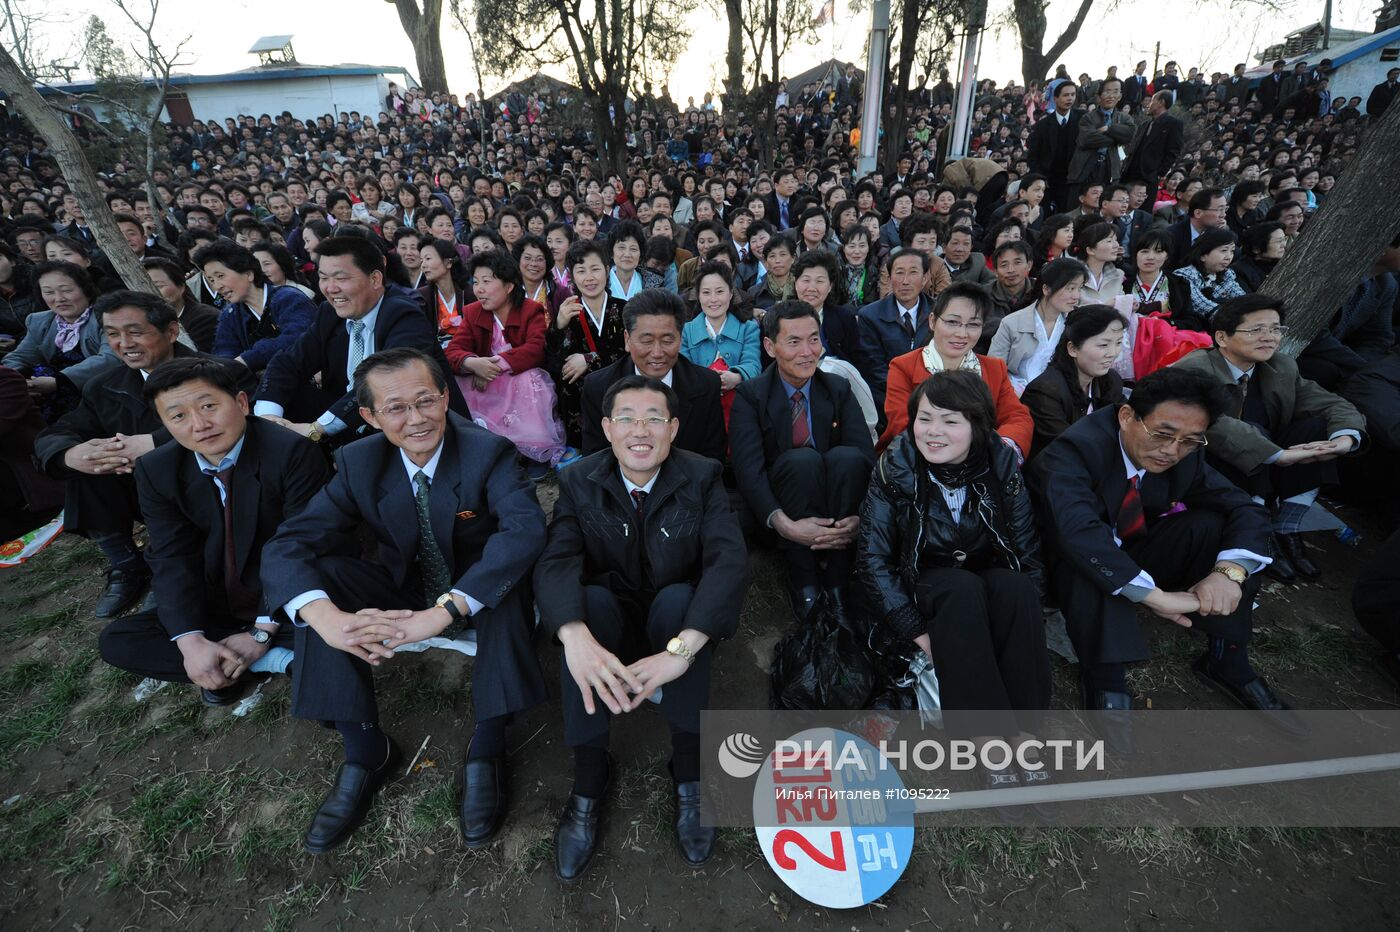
[
  {"x1": 1327, "y1": 44, "x2": 1400, "y2": 105},
  {"x1": 183, "y1": 74, "x2": 391, "y2": 123}
]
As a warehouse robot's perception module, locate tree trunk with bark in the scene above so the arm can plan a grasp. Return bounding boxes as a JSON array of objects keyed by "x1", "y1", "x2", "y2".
[
  {"x1": 722, "y1": 0, "x2": 745, "y2": 111},
  {"x1": 1264, "y1": 101, "x2": 1400, "y2": 355},
  {"x1": 0, "y1": 44, "x2": 158, "y2": 295},
  {"x1": 391, "y1": 0, "x2": 448, "y2": 95},
  {"x1": 882, "y1": 0, "x2": 920, "y2": 174},
  {"x1": 1012, "y1": 0, "x2": 1093, "y2": 88}
]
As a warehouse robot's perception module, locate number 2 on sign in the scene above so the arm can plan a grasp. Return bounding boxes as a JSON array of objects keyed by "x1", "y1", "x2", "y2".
[{"x1": 773, "y1": 829, "x2": 847, "y2": 871}]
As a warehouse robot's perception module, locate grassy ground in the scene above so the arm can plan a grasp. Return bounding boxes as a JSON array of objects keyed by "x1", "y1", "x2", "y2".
[{"x1": 3, "y1": 500, "x2": 1400, "y2": 930}]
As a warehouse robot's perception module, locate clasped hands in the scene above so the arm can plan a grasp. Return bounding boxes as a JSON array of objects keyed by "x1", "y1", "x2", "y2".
[
  {"x1": 772, "y1": 511, "x2": 860, "y2": 550},
  {"x1": 1275, "y1": 435, "x2": 1355, "y2": 466},
  {"x1": 302, "y1": 599, "x2": 455, "y2": 665},
  {"x1": 558, "y1": 621, "x2": 697, "y2": 716},
  {"x1": 1140, "y1": 563, "x2": 1246, "y2": 627},
  {"x1": 62, "y1": 432, "x2": 155, "y2": 475}
]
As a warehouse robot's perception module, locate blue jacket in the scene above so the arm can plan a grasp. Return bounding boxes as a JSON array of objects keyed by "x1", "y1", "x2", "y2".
[
  {"x1": 680, "y1": 313, "x2": 762, "y2": 381},
  {"x1": 212, "y1": 285, "x2": 317, "y2": 370},
  {"x1": 854, "y1": 293, "x2": 935, "y2": 411}
]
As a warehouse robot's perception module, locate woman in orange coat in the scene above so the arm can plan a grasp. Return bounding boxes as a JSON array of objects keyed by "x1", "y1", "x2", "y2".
[
  {"x1": 878, "y1": 282, "x2": 1035, "y2": 459},
  {"x1": 445, "y1": 250, "x2": 566, "y2": 470}
]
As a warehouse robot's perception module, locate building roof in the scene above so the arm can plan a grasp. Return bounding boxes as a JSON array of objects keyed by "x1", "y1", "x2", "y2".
[
  {"x1": 1247, "y1": 23, "x2": 1400, "y2": 77},
  {"x1": 248, "y1": 36, "x2": 295, "y2": 53},
  {"x1": 38, "y1": 62, "x2": 418, "y2": 96},
  {"x1": 785, "y1": 59, "x2": 862, "y2": 92},
  {"x1": 485, "y1": 72, "x2": 581, "y2": 104}
]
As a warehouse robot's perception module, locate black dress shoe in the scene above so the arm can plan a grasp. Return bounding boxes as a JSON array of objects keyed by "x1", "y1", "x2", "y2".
[
  {"x1": 1192, "y1": 655, "x2": 1310, "y2": 738},
  {"x1": 95, "y1": 567, "x2": 151, "y2": 618},
  {"x1": 1082, "y1": 684, "x2": 1135, "y2": 757},
  {"x1": 555, "y1": 793, "x2": 605, "y2": 882},
  {"x1": 1267, "y1": 534, "x2": 1298, "y2": 582},
  {"x1": 304, "y1": 737, "x2": 403, "y2": 854},
  {"x1": 674, "y1": 781, "x2": 716, "y2": 866},
  {"x1": 200, "y1": 679, "x2": 252, "y2": 707},
  {"x1": 460, "y1": 751, "x2": 507, "y2": 849},
  {"x1": 789, "y1": 584, "x2": 820, "y2": 622},
  {"x1": 1276, "y1": 532, "x2": 1320, "y2": 578}
]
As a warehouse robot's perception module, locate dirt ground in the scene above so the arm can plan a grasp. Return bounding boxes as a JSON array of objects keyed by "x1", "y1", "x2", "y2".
[{"x1": 2, "y1": 489, "x2": 1399, "y2": 931}]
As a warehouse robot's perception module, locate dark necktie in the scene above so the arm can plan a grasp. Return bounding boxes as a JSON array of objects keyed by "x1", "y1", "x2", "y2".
[
  {"x1": 900, "y1": 312, "x2": 915, "y2": 345},
  {"x1": 791, "y1": 389, "x2": 812, "y2": 448},
  {"x1": 1117, "y1": 475, "x2": 1146, "y2": 545},
  {"x1": 630, "y1": 488, "x2": 648, "y2": 517},
  {"x1": 209, "y1": 465, "x2": 257, "y2": 622},
  {"x1": 1239, "y1": 372, "x2": 1269, "y2": 427},
  {"x1": 413, "y1": 470, "x2": 452, "y2": 604}
]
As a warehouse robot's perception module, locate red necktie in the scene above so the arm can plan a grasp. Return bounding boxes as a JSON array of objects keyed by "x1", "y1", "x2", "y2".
[
  {"x1": 630, "y1": 488, "x2": 648, "y2": 517},
  {"x1": 1117, "y1": 475, "x2": 1146, "y2": 544},
  {"x1": 791, "y1": 389, "x2": 811, "y2": 448}
]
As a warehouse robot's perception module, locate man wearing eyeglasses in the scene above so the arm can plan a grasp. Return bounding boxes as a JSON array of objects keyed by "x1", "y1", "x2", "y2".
[
  {"x1": 262, "y1": 347, "x2": 548, "y2": 855},
  {"x1": 1165, "y1": 187, "x2": 1227, "y2": 271},
  {"x1": 535, "y1": 374, "x2": 747, "y2": 881},
  {"x1": 253, "y1": 235, "x2": 467, "y2": 446},
  {"x1": 1175, "y1": 295, "x2": 1366, "y2": 581},
  {"x1": 1030, "y1": 366, "x2": 1302, "y2": 755}
]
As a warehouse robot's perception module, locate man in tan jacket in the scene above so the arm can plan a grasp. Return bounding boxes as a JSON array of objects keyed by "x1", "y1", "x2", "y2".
[{"x1": 1173, "y1": 294, "x2": 1367, "y2": 581}]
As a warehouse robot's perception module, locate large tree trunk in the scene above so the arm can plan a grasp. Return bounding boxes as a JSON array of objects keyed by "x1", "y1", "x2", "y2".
[
  {"x1": 722, "y1": 0, "x2": 745, "y2": 111},
  {"x1": 591, "y1": 84, "x2": 629, "y2": 177},
  {"x1": 391, "y1": 0, "x2": 448, "y2": 95},
  {"x1": 0, "y1": 45, "x2": 157, "y2": 295},
  {"x1": 1264, "y1": 101, "x2": 1400, "y2": 355},
  {"x1": 1012, "y1": 0, "x2": 1093, "y2": 87},
  {"x1": 882, "y1": 0, "x2": 920, "y2": 174}
]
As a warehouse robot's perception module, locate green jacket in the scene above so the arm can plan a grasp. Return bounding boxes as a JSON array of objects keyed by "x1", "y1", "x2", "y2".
[{"x1": 1173, "y1": 347, "x2": 1367, "y2": 474}]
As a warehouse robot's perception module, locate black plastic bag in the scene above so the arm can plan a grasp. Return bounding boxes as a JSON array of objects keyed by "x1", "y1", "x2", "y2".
[{"x1": 769, "y1": 595, "x2": 878, "y2": 710}]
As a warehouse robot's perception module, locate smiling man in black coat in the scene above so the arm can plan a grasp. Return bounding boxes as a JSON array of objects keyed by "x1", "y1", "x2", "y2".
[
  {"x1": 731, "y1": 300, "x2": 875, "y2": 620},
  {"x1": 537, "y1": 374, "x2": 747, "y2": 882},
  {"x1": 261, "y1": 347, "x2": 547, "y2": 856},
  {"x1": 253, "y1": 235, "x2": 467, "y2": 446},
  {"x1": 579, "y1": 289, "x2": 726, "y2": 462}
]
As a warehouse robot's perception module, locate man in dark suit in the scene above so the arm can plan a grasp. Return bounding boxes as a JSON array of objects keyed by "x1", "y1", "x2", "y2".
[
  {"x1": 35, "y1": 291, "x2": 253, "y2": 618},
  {"x1": 537, "y1": 375, "x2": 748, "y2": 881},
  {"x1": 1029, "y1": 368, "x2": 1302, "y2": 755},
  {"x1": 1368, "y1": 67, "x2": 1400, "y2": 119},
  {"x1": 1122, "y1": 62, "x2": 1149, "y2": 112},
  {"x1": 254, "y1": 235, "x2": 467, "y2": 445},
  {"x1": 765, "y1": 168, "x2": 800, "y2": 231},
  {"x1": 1165, "y1": 187, "x2": 1227, "y2": 270},
  {"x1": 731, "y1": 301, "x2": 875, "y2": 619},
  {"x1": 97, "y1": 358, "x2": 329, "y2": 704},
  {"x1": 1122, "y1": 92, "x2": 1185, "y2": 189},
  {"x1": 580, "y1": 290, "x2": 726, "y2": 461},
  {"x1": 1099, "y1": 183, "x2": 1150, "y2": 259},
  {"x1": 1173, "y1": 295, "x2": 1366, "y2": 581},
  {"x1": 1027, "y1": 81, "x2": 1082, "y2": 212},
  {"x1": 855, "y1": 250, "x2": 936, "y2": 414},
  {"x1": 262, "y1": 347, "x2": 548, "y2": 855},
  {"x1": 1254, "y1": 60, "x2": 1287, "y2": 114}
]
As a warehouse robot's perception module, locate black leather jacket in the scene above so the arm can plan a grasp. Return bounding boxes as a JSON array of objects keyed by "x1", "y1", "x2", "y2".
[{"x1": 857, "y1": 433, "x2": 1044, "y2": 641}]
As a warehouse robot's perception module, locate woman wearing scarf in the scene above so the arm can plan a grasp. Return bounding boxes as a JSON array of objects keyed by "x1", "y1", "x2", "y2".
[
  {"x1": 856, "y1": 369, "x2": 1049, "y2": 796},
  {"x1": 877, "y1": 283, "x2": 1033, "y2": 458},
  {"x1": 0, "y1": 261, "x2": 116, "y2": 422}
]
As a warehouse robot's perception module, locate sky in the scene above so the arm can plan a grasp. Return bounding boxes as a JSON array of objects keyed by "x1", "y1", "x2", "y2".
[{"x1": 25, "y1": 0, "x2": 1381, "y2": 103}]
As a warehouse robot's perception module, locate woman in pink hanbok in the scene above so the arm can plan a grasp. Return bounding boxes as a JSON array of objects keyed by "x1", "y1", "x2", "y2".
[{"x1": 445, "y1": 250, "x2": 565, "y2": 470}]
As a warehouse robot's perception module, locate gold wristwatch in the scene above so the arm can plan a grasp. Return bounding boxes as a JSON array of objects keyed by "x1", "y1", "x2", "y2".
[
  {"x1": 1212, "y1": 564, "x2": 1247, "y2": 585},
  {"x1": 666, "y1": 636, "x2": 695, "y2": 666},
  {"x1": 306, "y1": 422, "x2": 326, "y2": 444},
  {"x1": 435, "y1": 592, "x2": 464, "y2": 622}
]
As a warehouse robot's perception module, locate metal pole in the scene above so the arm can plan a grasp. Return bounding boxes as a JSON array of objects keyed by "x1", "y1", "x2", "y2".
[
  {"x1": 858, "y1": 0, "x2": 890, "y2": 177},
  {"x1": 1322, "y1": 0, "x2": 1332, "y2": 50},
  {"x1": 947, "y1": 0, "x2": 987, "y2": 162},
  {"x1": 1153, "y1": 41, "x2": 1161, "y2": 80}
]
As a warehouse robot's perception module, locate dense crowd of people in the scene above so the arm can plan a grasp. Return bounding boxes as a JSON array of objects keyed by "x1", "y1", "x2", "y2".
[{"x1": 1, "y1": 52, "x2": 1399, "y2": 876}]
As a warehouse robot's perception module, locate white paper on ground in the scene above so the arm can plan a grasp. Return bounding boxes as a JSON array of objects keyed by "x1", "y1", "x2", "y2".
[{"x1": 390, "y1": 629, "x2": 479, "y2": 657}]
